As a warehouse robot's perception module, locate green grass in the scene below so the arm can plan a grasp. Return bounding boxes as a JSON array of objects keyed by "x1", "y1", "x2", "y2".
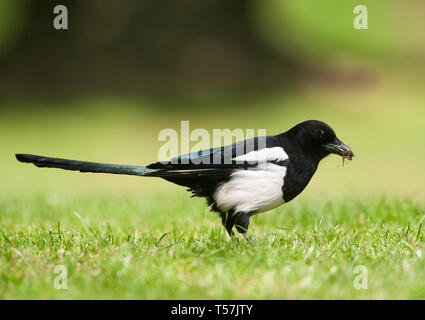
[
  {"x1": 0, "y1": 75, "x2": 424, "y2": 299},
  {"x1": 1, "y1": 193, "x2": 424, "y2": 299}
]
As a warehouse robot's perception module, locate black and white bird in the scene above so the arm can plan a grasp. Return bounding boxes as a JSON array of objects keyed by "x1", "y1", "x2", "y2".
[{"x1": 16, "y1": 120, "x2": 353, "y2": 244}]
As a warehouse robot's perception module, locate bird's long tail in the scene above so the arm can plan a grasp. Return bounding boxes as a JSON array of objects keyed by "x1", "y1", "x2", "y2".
[{"x1": 15, "y1": 154, "x2": 158, "y2": 176}]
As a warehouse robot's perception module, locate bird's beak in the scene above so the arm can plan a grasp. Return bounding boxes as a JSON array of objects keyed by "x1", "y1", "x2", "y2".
[{"x1": 323, "y1": 138, "x2": 354, "y2": 160}]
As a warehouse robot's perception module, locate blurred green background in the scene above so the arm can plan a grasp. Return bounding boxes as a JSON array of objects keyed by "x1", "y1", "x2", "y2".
[
  {"x1": 1, "y1": 1, "x2": 425, "y2": 300},
  {"x1": 0, "y1": 0, "x2": 424, "y2": 201}
]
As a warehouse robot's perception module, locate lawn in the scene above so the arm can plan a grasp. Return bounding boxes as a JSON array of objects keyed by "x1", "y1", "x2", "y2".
[
  {"x1": 0, "y1": 76, "x2": 424, "y2": 299},
  {"x1": 0, "y1": 194, "x2": 424, "y2": 299}
]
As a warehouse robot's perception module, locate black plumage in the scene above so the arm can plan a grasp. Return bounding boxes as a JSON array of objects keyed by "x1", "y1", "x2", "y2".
[{"x1": 16, "y1": 120, "x2": 353, "y2": 244}]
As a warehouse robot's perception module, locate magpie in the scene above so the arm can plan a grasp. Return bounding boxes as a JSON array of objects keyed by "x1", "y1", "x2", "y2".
[{"x1": 15, "y1": 120, "x2": 353, "y2": 244}]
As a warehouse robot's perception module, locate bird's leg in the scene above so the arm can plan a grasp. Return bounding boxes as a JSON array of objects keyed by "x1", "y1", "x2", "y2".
[
  {"x1": 234, "y1": 212, "x2": 256, "y2": 246},
  {"x1": 221, "y1": 212, "x2": 235, "y2": 237}
]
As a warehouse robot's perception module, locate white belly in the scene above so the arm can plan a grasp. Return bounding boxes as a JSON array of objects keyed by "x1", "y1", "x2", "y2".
[{"x1": 214, "y1": 163, "x2": 286, "y2": 214}]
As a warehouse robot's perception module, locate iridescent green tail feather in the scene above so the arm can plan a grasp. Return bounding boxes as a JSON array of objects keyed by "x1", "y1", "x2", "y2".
[{"x1": 15, "y1": 154, "x2": 158, "y2": 176}]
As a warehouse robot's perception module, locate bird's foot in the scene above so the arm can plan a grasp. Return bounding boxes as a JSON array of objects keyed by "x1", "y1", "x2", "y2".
[{"x1": 242, "y1": 233, "x2": 256, "y2": 246}]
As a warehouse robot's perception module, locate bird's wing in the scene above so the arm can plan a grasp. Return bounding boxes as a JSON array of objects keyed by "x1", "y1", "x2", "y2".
[
  {"x1": 146, "y1": 136, "x2": 288, "y2": 175},
  {"x1": 146, "y1": 136, "x2": 289, "y2": 199}
]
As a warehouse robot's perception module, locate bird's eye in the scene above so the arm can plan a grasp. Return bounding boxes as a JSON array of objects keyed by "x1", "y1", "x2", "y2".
[{"x1": 318, "y1": 130, "x2": 325, "y2": 139}]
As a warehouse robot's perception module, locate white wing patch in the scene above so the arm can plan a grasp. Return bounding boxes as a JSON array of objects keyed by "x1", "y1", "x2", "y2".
[
  {"x1": 232, "y1": 146, "x2": 288, "y2": 163},
  {"x1": 214, "y1": 147, "x2": 288, "y2": 214}
]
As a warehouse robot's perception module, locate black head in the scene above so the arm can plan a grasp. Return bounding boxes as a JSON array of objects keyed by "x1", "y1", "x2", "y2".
[{"x1": 285, "y1": 120, "x2": 354, "y2": 161}]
